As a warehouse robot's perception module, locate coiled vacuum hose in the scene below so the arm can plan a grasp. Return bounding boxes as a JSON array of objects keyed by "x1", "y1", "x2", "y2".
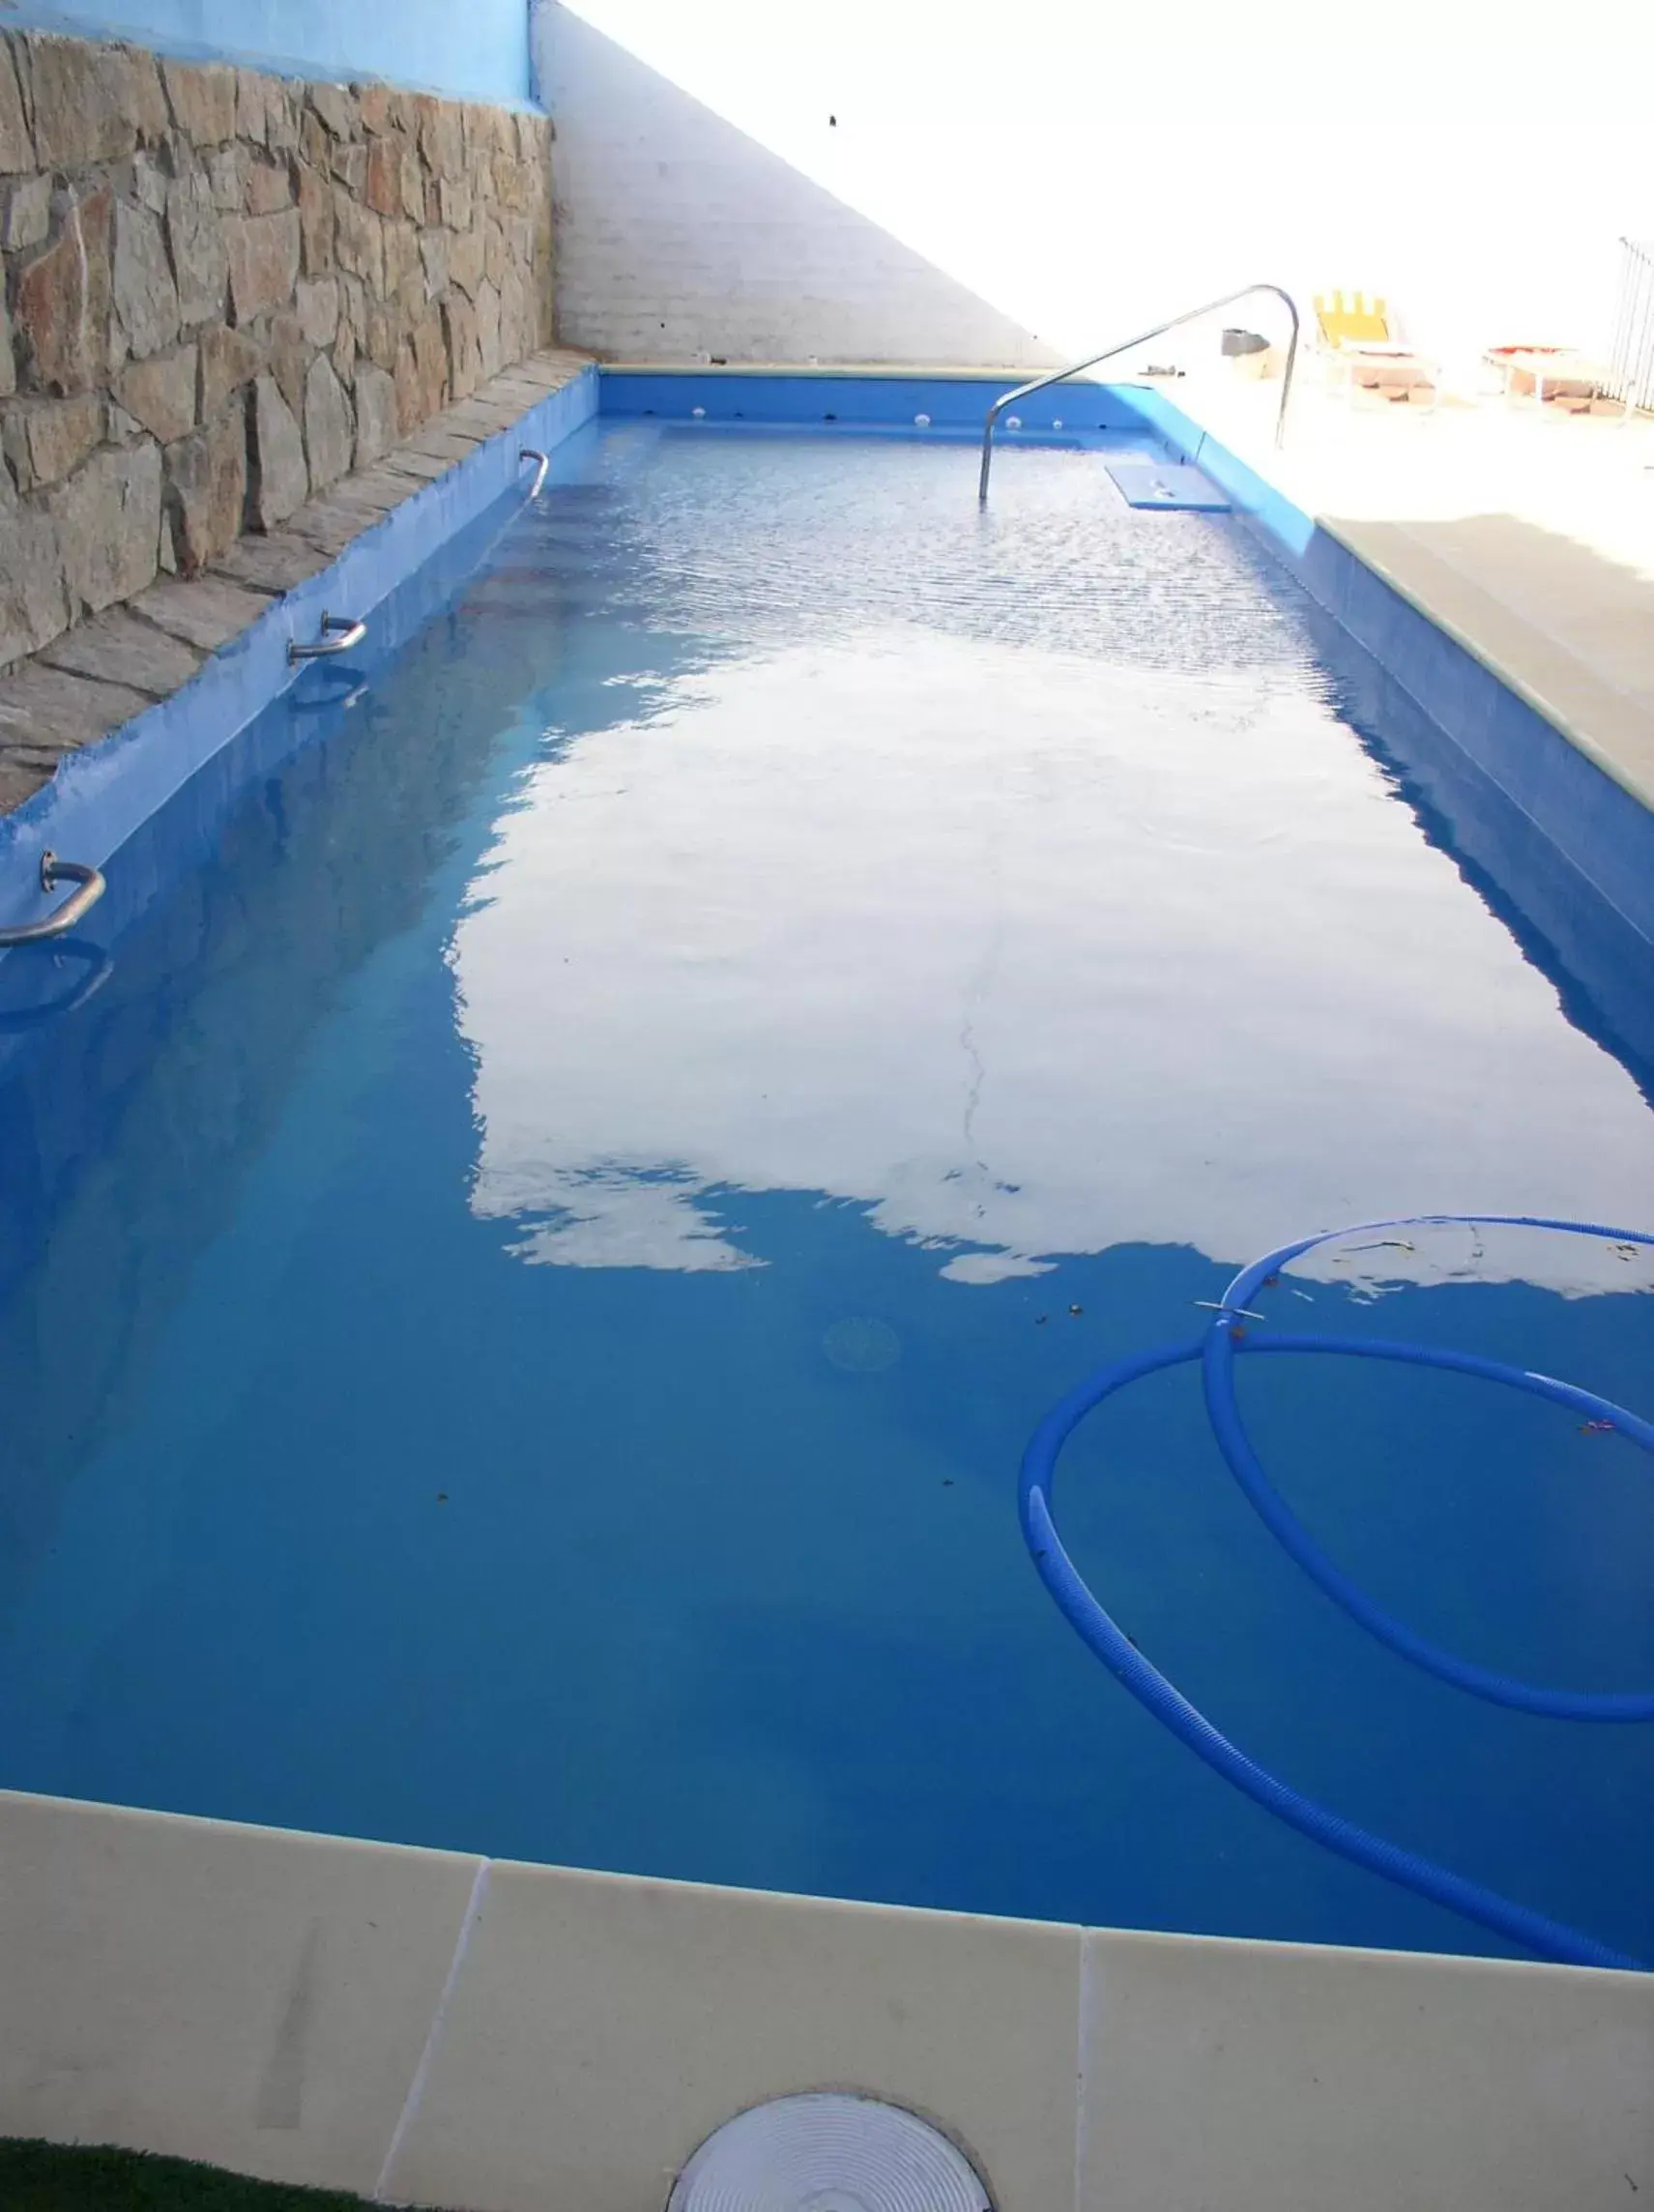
[{"x1": 1018, "y1": 1215, "x2": 1654, "y2": 1970}]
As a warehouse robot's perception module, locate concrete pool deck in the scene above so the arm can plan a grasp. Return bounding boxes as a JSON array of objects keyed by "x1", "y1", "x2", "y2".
[{"x1": 1172, "y1": 364, "x2": 1654, "y2": 816}]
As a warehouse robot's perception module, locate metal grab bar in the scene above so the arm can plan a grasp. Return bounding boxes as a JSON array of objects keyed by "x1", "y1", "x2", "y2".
[
  {"x1": 288, "y1": 611, "x2": 367, "y2": 663},
  {"x1": 978, "y1": 282, "x2": 1301, "y2": 504},
  {"x1": 0, "y1": 851, "x2": 107, "y2": 946},
  {"x1": 520, "y1": 449, "x2": 549, "y2": 497}
]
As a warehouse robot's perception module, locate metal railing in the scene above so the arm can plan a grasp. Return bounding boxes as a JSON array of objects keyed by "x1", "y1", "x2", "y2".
[
  {"x1": 1606, "y1": 239, "x2": 1654, "y2": 415},
  {"x1": 978, "y1": 283, "x2": 1300, "y2": 504},
  {"x1": 0, "y1": 852, "x2": 106, "y2": 946},
  {"x1": 288, "y1": 611, "x2": 367, "y2": 664}
]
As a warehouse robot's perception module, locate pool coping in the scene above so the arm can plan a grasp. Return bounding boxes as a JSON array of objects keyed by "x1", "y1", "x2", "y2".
[
  {"x1": 1292, "y1": 505, "x2": 1652, "y2": 817},
  {"x1": 1133, "y1": 389, "x2": 1654, "y2": 937},
  {"x1": 1, "y1": 1785, "x2": 1648, "y2": 2212}
]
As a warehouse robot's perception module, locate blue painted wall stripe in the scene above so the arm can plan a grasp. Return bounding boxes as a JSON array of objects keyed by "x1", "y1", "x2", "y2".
[{"x1": 3, "y1": 0, "x2": 533, "y2": 105}]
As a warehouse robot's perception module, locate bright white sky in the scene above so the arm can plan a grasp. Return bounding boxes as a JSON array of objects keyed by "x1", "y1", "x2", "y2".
[{"x1": 561, "y1": 0, "x2": 1654, "y2": 365}]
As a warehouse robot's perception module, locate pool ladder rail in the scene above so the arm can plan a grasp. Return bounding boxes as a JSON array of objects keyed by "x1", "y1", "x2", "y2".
[
  {"x1": 288, "y1": 611, "x2": 368, "y2": 663},
  {"x1": 978, "y1": 281, "x2": 1300, "y2": 503},
  {"x1": 0, "y1": 851, "x2": 107, "y2": 946},
  {"x1": 283, "y1": 453, "x2": 547, "y2": 676},
  {"x1": 6, "y1": 452, "x2": 553, "y2": 946}
]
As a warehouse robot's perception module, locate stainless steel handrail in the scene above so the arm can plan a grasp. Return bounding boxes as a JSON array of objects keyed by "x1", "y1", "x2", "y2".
[
  {"x1": 978, "y1": 282, "x2": 1301, "y2": 503},
  {"x1": 0, "y1": 851, "x2": 107, "y2": 946},
  {"x1": 520, "y1": 448, "x2": 549, "y2": 497},
  {"x1": 288, "y1": 611, "x2": 367, "y2": 663}
]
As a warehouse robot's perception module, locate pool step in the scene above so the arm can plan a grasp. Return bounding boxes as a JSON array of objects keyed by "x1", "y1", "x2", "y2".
[{"x1": 1105, "y1": 459, "x2": 1231, "y2": 510}]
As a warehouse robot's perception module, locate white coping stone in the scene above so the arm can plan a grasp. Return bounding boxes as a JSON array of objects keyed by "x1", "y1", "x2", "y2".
[
  {"x1": 379, "y1": 1855, "x2": 1082, "y2": 2212},
  {"x1": 0, "y1": 1790, "x2": 482, "y2": 2197},
  {"x1": 0, "y1": 1789, "x2": 1649, "y2": 2212},
  {"x1": 1079, "y1": 1926, "x2": 1654, "y2": 2212}
]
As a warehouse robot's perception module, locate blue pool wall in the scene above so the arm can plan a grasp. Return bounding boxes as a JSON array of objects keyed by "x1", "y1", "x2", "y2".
[
  {"x1": 1133, "y1": 396, "x2": 1654, "y2": 956},
  {"x1": 1, "y1": 0, "x2": 534, "y2": 102},
  {"x1": 0, "y1": 368, "x2": 598, "y2": 927},
  {"x1": 600, "y1": 369, "x2": 1654, "y2": 957}
]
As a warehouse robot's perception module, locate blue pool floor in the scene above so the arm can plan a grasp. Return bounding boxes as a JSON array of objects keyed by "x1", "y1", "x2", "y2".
[{"x1": 0, "y1": 422, "x2": 1650, "y2": 1964}]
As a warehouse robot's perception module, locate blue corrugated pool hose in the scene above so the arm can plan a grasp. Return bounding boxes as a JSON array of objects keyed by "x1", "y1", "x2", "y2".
[{"x1": 1019, "y1": 1215, "x2": 1654, "y2": 1971}]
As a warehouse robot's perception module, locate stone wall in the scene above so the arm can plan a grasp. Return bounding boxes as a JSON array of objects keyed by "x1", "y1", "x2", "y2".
[{"x1": 0, "y1": 30, "x2": 553, "y2": 670}]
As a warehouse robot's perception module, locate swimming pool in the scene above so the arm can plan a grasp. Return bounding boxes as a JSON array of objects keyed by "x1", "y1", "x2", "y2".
[{"x1": 1, "y1": 407, "x2": 1650, "y2": 1966}]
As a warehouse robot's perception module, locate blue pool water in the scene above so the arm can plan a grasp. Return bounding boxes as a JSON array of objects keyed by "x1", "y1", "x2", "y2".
[{"x1": 1, "y1": 421, "x2": 1651, "y2": 1963}]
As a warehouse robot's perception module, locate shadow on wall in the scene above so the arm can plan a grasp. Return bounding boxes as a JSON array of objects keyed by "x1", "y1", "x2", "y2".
[{"x1": 532, "y1": 2, "x2": 1060, "y2": 368}]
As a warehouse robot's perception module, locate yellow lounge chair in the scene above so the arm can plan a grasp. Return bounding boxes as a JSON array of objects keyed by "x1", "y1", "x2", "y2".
[{"x1": 1314, "y1": 290, "x2": 1438, "y2": 406}]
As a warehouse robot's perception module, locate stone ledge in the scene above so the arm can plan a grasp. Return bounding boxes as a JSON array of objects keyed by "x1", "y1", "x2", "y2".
[
  {"x1": 37, "y1": 606, "x2": 203, "y2": 698},
  {"x1": 212, "y1": 531, "x2": 331, "y2": 594},
  {"x1": 131, "y1": 572, "x2": 274, "y2": 654},
  {"x1": 0, "y1": 659, "x2": 155, "y2": 771},
  {"x1": 0, "y1": 348, "x2": 590, "y2": 811}
]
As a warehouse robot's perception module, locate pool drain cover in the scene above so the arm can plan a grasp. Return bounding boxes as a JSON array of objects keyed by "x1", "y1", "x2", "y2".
[{"x1": 666, "y1": 2091, "x2": 992, "y2": 2212}]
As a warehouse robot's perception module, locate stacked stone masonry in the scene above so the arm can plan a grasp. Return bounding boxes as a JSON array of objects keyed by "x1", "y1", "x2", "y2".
[{"x1": 0, "y1": 29, "x2": 554, "y2": 674}]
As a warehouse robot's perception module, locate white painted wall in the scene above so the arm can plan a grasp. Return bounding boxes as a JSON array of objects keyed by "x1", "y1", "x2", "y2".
[
  {"x1": 535, "y1": 3, "x2": 1056, "y2": 365},
  {"x1": 535, "y1": 0, "x2": 1654, "y2": 372}
]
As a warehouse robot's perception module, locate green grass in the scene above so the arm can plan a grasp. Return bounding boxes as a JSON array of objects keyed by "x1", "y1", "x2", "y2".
[{"x1": 0, "y1": 2140, "x2": 446, "y2": 2211}]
